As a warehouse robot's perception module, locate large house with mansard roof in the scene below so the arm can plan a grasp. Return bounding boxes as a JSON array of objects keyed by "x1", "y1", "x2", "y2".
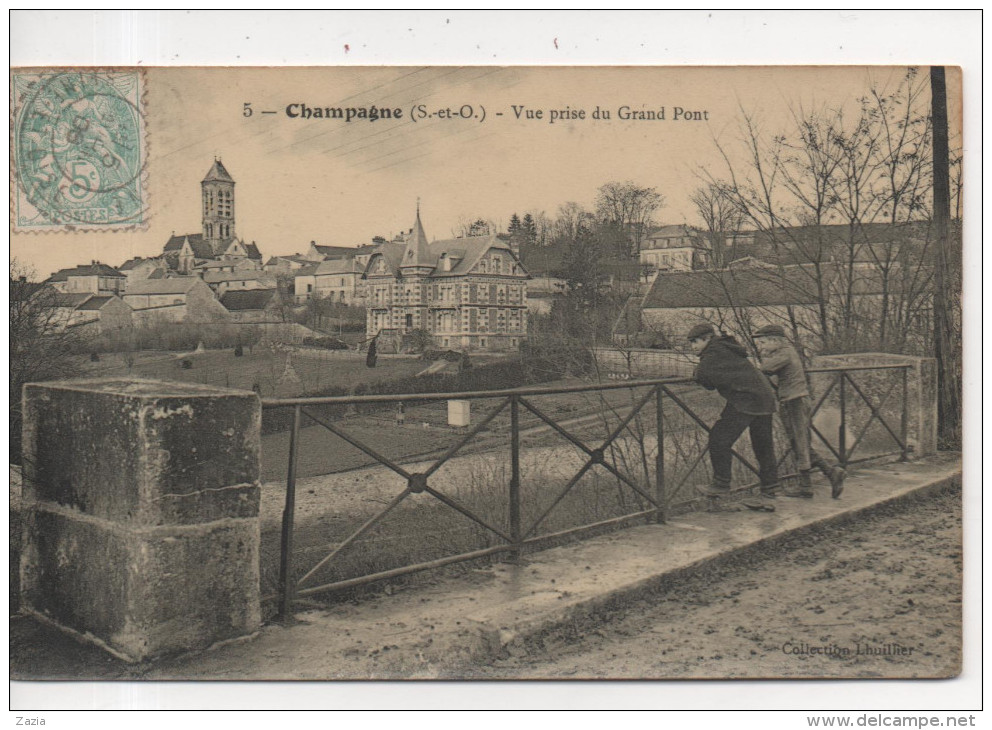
[{"x1": 363, "y1": 208, "x2": 530, "y2": 352}]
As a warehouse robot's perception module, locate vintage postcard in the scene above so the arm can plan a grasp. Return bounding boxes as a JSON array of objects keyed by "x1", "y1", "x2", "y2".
[{"x1": 10, "y1": 64, "x2": 963, "y2": 687}]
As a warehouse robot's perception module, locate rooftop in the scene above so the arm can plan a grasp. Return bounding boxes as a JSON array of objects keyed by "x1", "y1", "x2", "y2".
[
  {"x1": 220, "y1": 289, "x2": 278, "y2": 311},
  {"x1": 124, "y1": 277, "x2": 202, "y2": 295},
  {"x1": 202, "y1": 159, "x2": 234, "y2": 184},
  {"x1": 46, "y1": 262, "x2": 124, "y2": 281}
]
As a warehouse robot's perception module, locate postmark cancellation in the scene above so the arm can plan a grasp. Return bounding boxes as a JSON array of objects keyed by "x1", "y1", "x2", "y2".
[{"x1": 11, "y1": 69, "x2": 147, "y2": 232}]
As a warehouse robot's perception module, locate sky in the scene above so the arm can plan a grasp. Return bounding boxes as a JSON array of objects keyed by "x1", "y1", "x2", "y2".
[{"x1": 11, "y1": 65, "x2": 960, "y2": 277}]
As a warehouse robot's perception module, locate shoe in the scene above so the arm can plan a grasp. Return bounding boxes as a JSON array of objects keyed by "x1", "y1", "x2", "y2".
[
  {"x1": 696, "y1": 483, "x2": 731, "y2": 498},
  {"x1": 829, "y1": 467, "x2": 847, "y2": 499},
  {"x1": 742, "y1": 495, "x2": 776, "y2": 512}
]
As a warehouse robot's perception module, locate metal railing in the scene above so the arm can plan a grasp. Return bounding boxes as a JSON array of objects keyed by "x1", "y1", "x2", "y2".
[{"x1": 263, "y1": 363, "x2": 912, "y2": 619}]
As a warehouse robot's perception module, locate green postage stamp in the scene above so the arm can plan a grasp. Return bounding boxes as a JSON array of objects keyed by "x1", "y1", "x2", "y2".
[{"x1": 12, "y1": 69, "x2": 146, "y2": 231}]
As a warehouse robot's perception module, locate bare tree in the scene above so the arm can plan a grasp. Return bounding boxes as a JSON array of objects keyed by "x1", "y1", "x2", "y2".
[
  {"x1": 706, "y1": 68, "x2": 952, "y2": 356},
  {"x1": 553, "y1": 202, "x2": 596, "y2": 244},
  {"x1": 453, "y1": 217, "x2": 499, "y2": 238},
  {"x1": 10, "y1": 260, "x2": 82, "y2": 462},
  {"x1": 690, "y1": 181, "x2": 744, "y2": 268},
  {"x1": 594, "y1": 181, "x2": 663, "y2": 260}
]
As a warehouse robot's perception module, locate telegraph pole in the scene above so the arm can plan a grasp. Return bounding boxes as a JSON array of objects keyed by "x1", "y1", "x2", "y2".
[{"x1": 929, "y1": 66, "x2": 960, "y2": 445}]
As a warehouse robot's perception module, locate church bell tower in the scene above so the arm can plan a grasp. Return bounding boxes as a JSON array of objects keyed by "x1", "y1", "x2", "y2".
[{"x1": 202, "y1": 158, "x2": 236, "y2": 254}]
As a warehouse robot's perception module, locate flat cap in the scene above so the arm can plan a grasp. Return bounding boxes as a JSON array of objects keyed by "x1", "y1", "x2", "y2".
[
  {"x1": 686, "y1": 323, "x2": 715, "y2": 341},
  {"x1": 754, "y1": 324, "x2": 786, "y2": 338}
]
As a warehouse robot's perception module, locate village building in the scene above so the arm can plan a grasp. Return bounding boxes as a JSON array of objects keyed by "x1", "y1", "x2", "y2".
[
  {"x1": 363, "y1": 209, "x2": 529, "y2": 352},
  {"x1": 122, "y1": 277, "x2": 231, "y2": 325},
  {"x1": 220, "y1": 289, "x2": 282, "y2": 323},
  {"x1": 635, "y1": 263, "x2": 822, "y2": 343},
  {"x1": 118, "y1": 257, "x2": 168, "y2": 285},
  {"x1": 45, "y1": 262, "x2": 126, "y2": 296},
  {"x1": 304, "y1": 242, "x2": 356, "y2": 261},
  {"x1": 193, "y1": 258, "x2": 260, "y2": 274},
  {"x1": 263, "y1": 254, "x2": 314, "y2": 275},
  {"x1": 293, "y1": 258, "x2": 366, "y2": 305},
  {"x1": 304, "y1": 241, "x2": 380, "y2": 265},
  {"x1": 161, "y1": 160, "x2": 263, "y2": 274},
  {"x1": 638, "y1": 224, "x2": 709, "y2": 276},
  {"x1": 200, "y1": 270, "x2": 278, "y2": 296},
  {"x1": 525, "y1": 274, "x2": 567, "y2": 315},
  {"x1": 51, "y1": 292, "x2": 133, "y2": 333},
  {"x1": 627, "y1": 256, "x2": 932, "y2": 352}
]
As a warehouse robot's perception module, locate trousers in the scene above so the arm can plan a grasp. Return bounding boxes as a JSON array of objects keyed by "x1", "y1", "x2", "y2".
[
  {"x1": 709, "y1": 403, "x2": 779, "y2": 488},
  {"x1": 778, "y1": 395, "x2": 829, "y2": 474}
]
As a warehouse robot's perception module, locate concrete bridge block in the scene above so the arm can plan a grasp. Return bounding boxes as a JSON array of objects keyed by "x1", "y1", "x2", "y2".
[{"x1": 20, "y1": 379, "x2": 262, "y2": 662}]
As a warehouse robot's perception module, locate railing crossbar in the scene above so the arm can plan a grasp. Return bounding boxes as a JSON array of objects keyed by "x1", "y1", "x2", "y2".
[
  {"x1": 262, "y1": 377, "x2": 685, "y2": 408},
  {"x1": 806, "y1": 376, "x2": 842, "y2": 460},
  {"x1": 670, "y1": 448, "x2": 710, "y2": 497},
  {"x1": 660, "y1": 385, "x2": 760, "y2": 477},
  {"x1": 598, "y1": 455, "x2": 659, "y2": 507},
  {"x1": 600, "y1": 387, "x2": 658, "y2": 457},
  {"x1": 518, "y1": 396, "x2": 594, "y2": 456},
  {"x1": 296, "y1": 544, "x2": 515, "y2": 597},
  {"x1": 810, "y1": 422, "x2": 843, "y2": 463},
  {"x1": 808, "y1": 376, "x2": 838, "y2": 422},
  {"x1": 523, "y1": 459, "x2": 596, "y2": 540},
  {"x1": 423, "y1": 486, "x2": 514, "y2": 544},
  {"x1": 296, "y1": 487, "x2": 412, "y2": 588},
  {"x1": 519, "y1": 387, "x2": 657, "y2": 536},
  {"x1": 422, "y1": 397, "x2": 511, "y2": 478},
  {"x1": 843, "y1": 377, "x2": 900, "y2": 461},
  {"x1": 302, "y1": 408, "x2": 413, "y2": 480},
  {"x1": 806, "y1": 364, "x2": 913, "y2": 373},
  {"x1": 842, "y1": 373, "x2": 907, "y2": 454}
]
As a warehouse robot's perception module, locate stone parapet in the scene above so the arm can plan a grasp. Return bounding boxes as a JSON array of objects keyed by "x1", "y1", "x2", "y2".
[{"x1": 20, "y1": 379, "x2": 262, "y2": 662}]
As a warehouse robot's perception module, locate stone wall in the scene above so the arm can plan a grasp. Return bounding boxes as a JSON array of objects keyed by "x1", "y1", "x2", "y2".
[
  {"x1": 20, "y1": 379, "x2": 262, "y2": 661},
  {"x1": 591, "y1": 347, "x2": 697, "y2": 379}
]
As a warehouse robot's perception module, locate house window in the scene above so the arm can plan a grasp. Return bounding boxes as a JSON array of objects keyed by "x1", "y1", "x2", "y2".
[
  {"x1": 480, "y1": 338, "x2": 486, "y2": 348},
  {"x1": 493, "y1": 255, "x2": 502, "y2": 274},
  {"x1": 405, "y1": 313, "x2": 413, "y2": 328}
]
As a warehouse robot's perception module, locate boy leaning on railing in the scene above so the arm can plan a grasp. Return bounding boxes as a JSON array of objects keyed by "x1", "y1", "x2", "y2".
[{"x1": 753, "y1": 324, "x2": 846, "y2": 499}]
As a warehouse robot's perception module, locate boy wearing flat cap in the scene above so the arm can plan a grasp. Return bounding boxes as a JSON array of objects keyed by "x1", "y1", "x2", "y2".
[
  {"x1": 687, "y1": 323, "x2": 779, "y2": 512},
  {"x1": 753, "y1": 324, "x2": 846, "y2": 498}
]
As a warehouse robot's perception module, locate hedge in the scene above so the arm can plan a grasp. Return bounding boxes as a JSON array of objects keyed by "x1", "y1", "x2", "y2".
[{"x1": 260, "y1": 348, "x2": 592, "y2": 435}]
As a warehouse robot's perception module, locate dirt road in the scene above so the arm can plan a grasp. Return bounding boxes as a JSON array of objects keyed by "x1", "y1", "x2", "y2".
[{"x1": 465, "y1": 486, "x2": 962, "y2": 680}]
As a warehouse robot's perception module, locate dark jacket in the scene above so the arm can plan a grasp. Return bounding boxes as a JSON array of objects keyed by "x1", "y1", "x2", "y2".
[{"x1": 695, "y1": 336, "x2": 777, "y2": 415}]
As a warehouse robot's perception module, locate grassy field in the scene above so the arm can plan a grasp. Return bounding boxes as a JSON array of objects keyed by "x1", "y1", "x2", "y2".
[
  {"x1": 76, "y1": 347, "x2": 497, "y2": 397},
  {"x1": 258, "y1": 381, "x2": 669, "y2": 483}
]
